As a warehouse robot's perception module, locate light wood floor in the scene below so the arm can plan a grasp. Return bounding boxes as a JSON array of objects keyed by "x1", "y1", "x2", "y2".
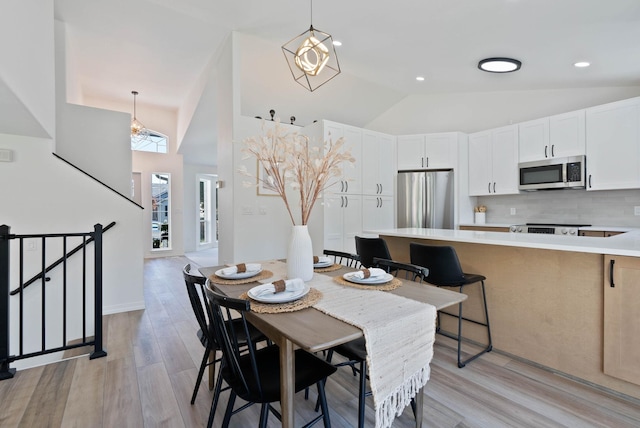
[{"x1": 2, "y1": 255, "x2": 640, "y2": 427}]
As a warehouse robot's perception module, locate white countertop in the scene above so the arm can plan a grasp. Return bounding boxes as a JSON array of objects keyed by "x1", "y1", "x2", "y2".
[{"x1": 370, "y1": 227, "x2": 640, "y2": 257}]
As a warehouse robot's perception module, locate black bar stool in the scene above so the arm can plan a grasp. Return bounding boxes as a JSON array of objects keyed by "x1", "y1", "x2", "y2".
[{"x1": 410, "y1": 243, "x2": 492, "y2": 367}]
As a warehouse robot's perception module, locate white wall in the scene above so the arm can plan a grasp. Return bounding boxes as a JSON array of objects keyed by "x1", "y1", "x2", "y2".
[
  {"x1": 367, "y1": 86, "x2": 640, "y2": 135},
  {"x1": 0, "y1": 0, "x2": 55, "y2": 139}
]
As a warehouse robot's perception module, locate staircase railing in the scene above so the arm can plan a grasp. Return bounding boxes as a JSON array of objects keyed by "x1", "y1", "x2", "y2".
[{"x1": 0, "y1": 223, "x2": 108, "y2": 380}]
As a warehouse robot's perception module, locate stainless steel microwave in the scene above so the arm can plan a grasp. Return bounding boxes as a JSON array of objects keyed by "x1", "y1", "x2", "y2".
[{"x1": 518, "y1": 155, "x2": 586, "y2": 191}]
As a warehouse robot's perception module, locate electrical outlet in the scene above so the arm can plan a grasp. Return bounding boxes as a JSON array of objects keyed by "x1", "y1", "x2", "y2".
[
  {"x1": 634, "y1": 206, "x2": 640, "y2": 216},
  {"x1": 510, "y1": 208, "x2": 517, "y2": 215},
  {"x1": 26, "y1": 240, "x2": 37, "y2": 251}
]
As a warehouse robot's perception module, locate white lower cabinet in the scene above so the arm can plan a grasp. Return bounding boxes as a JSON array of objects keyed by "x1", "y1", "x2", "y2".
[
  {"x1": 362, "y1": 195, "x2": 394, "y2": 232},
  {"x1": 324, "y1": 194, "x2": 362, "y2": 254}
]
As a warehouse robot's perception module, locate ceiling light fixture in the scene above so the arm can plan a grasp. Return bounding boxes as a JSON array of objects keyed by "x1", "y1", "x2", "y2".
[
  {"x1": 574, "y1": 61, "x2": 590, "y2": 68},
  {"x1": 282, "y1": 0, "x2": 341, "y2": 91},
  {"x1": 478, "y1": 57, "x2": 522, "y2": 73},
  {"x1": 130, "y1": 90, "x2": 149, "y2": 141}
]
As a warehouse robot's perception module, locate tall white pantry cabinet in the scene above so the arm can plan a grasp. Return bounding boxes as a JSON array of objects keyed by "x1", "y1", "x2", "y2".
[{"x1": 303, "y1": 120, "x2": 396, "y2": 254}]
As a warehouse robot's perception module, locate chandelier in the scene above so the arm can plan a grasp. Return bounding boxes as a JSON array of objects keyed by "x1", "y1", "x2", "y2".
[
  {"x1": 130, "y1": 90, "x2": 150, "y2": 141},
  {"x1": 281, "y1": 0, "x2": 340, "y2": 91}
]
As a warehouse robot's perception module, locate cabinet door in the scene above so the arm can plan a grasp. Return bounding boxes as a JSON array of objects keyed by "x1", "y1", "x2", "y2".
[
  {"x1": 362, "y1": 195, "x2": 394, "y2": 233},
  {"x1": 518, "y1": 118, "x2": 549, "y2": 162},
  {"x1": 491, "y1": 125, "x2": 519, "y2": 195},
  {"x1": 377, "y1": 195, "x2": 394, "y2": 229},
  {"x1": 424, "y1": 133, "x2": 455, "y2": 169},
  {"x1": 342, "y1": 195, "x2": 362, "y2": 254},
  {"x1": 586, "y1": 98, "x2": 640, "y2": 191},
  {"x1": 361, "y1": 131, "x2": 379, "y2": 195},
  {"x1": 378, "y1": 135, "x2": 395, "y2": 195},
  {"x1": 549, "y1": 110, "x2": 585, "y2": 158},
  {"x1": 604, "y1": 255, "x2": 640, "y2": 386},
  {"x1": 323, "y1": 194, "x2": 344, "y2": 251},
  {"x1": 468, "y1": 131, "x2": 492, "y2": 196},
  {"x1": 342, "y1": 126, "x2": 363, "y2": 194},
  {"x1": 397, "y1": 135, "x2": 425, "y2": 170}
]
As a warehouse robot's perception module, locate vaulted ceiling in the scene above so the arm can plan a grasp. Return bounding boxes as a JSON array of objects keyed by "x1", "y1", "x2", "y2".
[{"x1": 54, "y1": 0, "x2": 640, "y2": 165}]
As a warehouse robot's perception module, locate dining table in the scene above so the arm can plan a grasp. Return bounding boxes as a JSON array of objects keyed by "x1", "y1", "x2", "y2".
[{"x1": 200, "y1": 260, "x2": 467, "y2": 428}]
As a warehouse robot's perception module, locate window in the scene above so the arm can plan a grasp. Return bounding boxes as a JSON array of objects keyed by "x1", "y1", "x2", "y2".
[
  {"x1": 151, "y1": 173, "x2": 170, "y2": 249},
  {"x1": 132, "y1": 131, "x2": 167, "y2": 153}
]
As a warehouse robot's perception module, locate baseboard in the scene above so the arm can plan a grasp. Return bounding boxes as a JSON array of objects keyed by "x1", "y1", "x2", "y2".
[{"x1": 103, "y1": 301, "x2": 146, "y2": 315}]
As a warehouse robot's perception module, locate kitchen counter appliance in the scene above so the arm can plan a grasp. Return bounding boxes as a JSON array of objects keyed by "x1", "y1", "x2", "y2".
[{"x1": 509, "y1": 223, "x2": 591, "y2": 236}]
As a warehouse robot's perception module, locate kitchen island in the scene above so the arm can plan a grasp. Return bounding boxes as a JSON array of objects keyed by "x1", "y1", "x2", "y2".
[{"x1": 372, "y1": 227, "x2": 640, "y2": 401}]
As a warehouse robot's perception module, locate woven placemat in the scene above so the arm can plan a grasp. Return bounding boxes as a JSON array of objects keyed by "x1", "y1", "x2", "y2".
[
  {"x1": 314, "y1": 263, "x2": 343, "y2": 273},
  {"x1": 239, "y1": 288, "x2": 322, "y2": 313},
  {"x1": 332, "y1": 275, "x2": 403, "y2": 291},
  {"x1": 208, "y1": 269, "x2": 274, "y2": 285}
]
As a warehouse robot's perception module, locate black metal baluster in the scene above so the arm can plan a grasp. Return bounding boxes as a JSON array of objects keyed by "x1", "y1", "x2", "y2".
[
  {"x1": 0, "y1": 225, "x2": 15, "y2": 379},
  {"x1": 91, "y1": 224, "x2": 106, "y2": 359}
]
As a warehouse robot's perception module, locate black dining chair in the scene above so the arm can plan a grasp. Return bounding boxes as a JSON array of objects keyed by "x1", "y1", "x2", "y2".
[
  {"x1": 409, "y1": 243, "x2": 492, "y2": 368},
  {"x1": 354, "y1": 236, "x2": 392, "y2": 268},
  {"x1": 323, "y1": 249, "x2": 361, "y2": 268},
  {"x1": 204, "y1": 283, "x2": 337, "y2": 428},
  {"x1": 323, "y1": 258, "x2": 428, "y2": 428},
  {"x1": 182, "y1": 264, "x2": 266, "y2": 405}
]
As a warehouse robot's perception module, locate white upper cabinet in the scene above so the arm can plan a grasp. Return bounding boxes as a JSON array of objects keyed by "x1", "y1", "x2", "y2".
[
  {"x1": 324, "y1": 121, "x2": 362, "y2": 194},
  {"x1": 519, "y1": 110, "x2": 585, "y2": 162},
  {"x1": 586, "y1": 97, "x2": 640, "y2": 191},
  {"x1": 549, "y1": 110, "x2": 585, "y2": 158},
  {"x1": 397, "y1": 133, "x2": 457, "y2": 170},
  {"x1": 469, "y1": 125, "x2": 519, "y2": 196},
  {"x1": 362, "y1": 130, "x2": 395, "y2": 196}
]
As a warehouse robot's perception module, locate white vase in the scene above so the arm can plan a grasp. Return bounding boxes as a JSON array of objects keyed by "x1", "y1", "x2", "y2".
[
  {"x1": 475, "y1": 212, "x2": 486, "y2": 224},
  {"x1": 287, "y1": 225, "x2": 313, "y2": 281}
]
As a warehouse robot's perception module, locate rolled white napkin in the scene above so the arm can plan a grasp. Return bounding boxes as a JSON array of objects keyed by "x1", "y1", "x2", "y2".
[
  {"x1": 262, "y1": 278, "x2": 305, "y2": 294},
  {"x1": 313, "y1": 256, "x2": 332, "y2": 265},
  {"x1": 351, "y1": 267, "x2": 386, "y2": 279},
  {"x1": 220, "y1": 263, "x2": 262, "y2": 275}
]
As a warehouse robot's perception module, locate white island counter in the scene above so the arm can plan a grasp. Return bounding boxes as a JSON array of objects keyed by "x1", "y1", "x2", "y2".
[
  {"x1": 369, "y1": 227, "x2": 640, "y2": 257},
  {"x1": 372, "y1": 227, "x2": 640, "y2": 402}
]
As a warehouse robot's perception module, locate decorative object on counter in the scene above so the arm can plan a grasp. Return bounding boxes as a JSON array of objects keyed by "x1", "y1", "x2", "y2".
[
  {"x1": 239, "y1": 119, "x2": 355, "y2": 280},
  {"x1": 269, "y1": 109, "x2": 275, "y2": 121},
  {"x1": 474, "y1": 205, "x2": 487, "y2": 224},
  {"x1": 290, "y1": 115, "x2": 296, "y2": 124},
  {"x1": 281, "y1": 0, "x2": 341, "y2": 91}
]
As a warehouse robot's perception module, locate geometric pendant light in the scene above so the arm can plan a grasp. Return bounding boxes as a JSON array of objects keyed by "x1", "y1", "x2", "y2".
[
  {"x1": 282, "y1": 0, "x2": 340, "y2": 91},
  {"x1": 130, "y1": 90, "x2": 150, "y2": 141}
]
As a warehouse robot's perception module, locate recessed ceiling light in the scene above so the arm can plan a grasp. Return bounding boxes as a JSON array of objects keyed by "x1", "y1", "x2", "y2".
[
  {"x1": 416, "y1": 76, "x2": 425, "y2": 81},
  {"x1": 478, "y1": 57, "x2": 522, "y2": 73},
  {"x1": 574, "y1": 61, "x2": 590, "y2": 68},
  {"x1": 333, "y1": 40, "x2": 342, "y2": 46}
]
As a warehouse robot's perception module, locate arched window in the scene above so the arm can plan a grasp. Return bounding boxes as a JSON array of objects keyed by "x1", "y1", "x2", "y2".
[{"x1": 131, "y1": 130, "x2": 167, "y2": 153}]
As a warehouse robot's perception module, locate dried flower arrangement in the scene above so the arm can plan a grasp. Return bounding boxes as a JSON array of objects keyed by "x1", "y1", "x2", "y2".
[
  {"x1": 239, "y1": 120, "x2": 355, "y2": 225},
  {"x1": 474, "y1": 205, "x2": 487, "y2": 213}
]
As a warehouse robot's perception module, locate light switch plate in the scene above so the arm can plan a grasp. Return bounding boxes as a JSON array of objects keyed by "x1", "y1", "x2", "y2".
[
  {"x1": 0, "y1": 149, "x2": 12, "y2": 162},
  {"x1": 510, "y1": 208, "x2": 517, "y2": 215},
  {"x1": 634, "y1": 206, "x2": 640, "y2": 216}
]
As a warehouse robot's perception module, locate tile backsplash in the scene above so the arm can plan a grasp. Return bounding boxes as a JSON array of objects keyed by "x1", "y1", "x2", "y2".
[{"x1": 478, "y1": 188, "x2": 640, "y2": 227}]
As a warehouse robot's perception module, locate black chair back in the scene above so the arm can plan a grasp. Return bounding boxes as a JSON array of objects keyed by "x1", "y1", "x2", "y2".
[
  {"x1": 409, "y1": 243, "x2": 466, "y2": 286},
  {"x1": 323, "y1": 249, "x2": 361, "y2": 268},
  {"x1": 372, "y1": 257, "x2": 428, "y2": 282},
  {"x1": 355, "y1": 236, "x2": 391, "y2": 268},
  {"x1": 183, "y1": 264, "x2": 214, "y2": 346},
  {"x1": 204, "y1": 282, "x2": 261, "y2": 400}
]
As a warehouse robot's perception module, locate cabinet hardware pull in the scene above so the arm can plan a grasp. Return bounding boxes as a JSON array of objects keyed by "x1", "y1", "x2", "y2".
[
  {"x1": 376, "y1": 197, "x2": 380, "y2": 208},
  {"x1": 340, "y1": 181, "x2": 344, "y2": 192},
  {"x1": 340, "y1": 196, "x2": 344, "y2": 208},
  {"x1": 544, "y1": 146, "x2": 548, "y2": 158},
  {"x1": 380, "y1": 184, "x2": 383, "y2": 193},
  {"x1": 379, "y1": 197, "x2": 382, "y2": 207},
  {"x1": 421, "y1": 157, "x2": 424, "y2": 168},
  {"x1": 610, "y1": 259, "x2": 615, "y2": 288},
  {"x1": 345, "y1": 196, "x2": 348, "y2": 208},
  {"x1": 488, "y1": 182, "x2": 491, "y2": 193},
  {"x1": 551, "y1": 144, "x2": 555, "y2": 157},
  {"x1": 426, "y1": 157, "x2": 429, "y2": 168},
  {"x1": 493, "y1": 182, "x2": 496, "y2": 193},
  {"x1": 345, "y1": 181, "x2": 348, "y2": 192},
  {"x1": 588, "y1": 174, "x2": 592, "y2": 188}
]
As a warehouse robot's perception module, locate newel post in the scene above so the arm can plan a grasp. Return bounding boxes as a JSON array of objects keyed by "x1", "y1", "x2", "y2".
[
  {"x1": 0, "y1": 225, "x2": 16, "y2": 379},
  {"x1": 89, "y1": 223, "x2": 107, "y2": 360}
]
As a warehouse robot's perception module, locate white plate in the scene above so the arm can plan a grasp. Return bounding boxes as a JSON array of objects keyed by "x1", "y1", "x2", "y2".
[
  {"x1": 313, "y1": 260, "x2": 333, "y2": 268},
  {"x1": 248, "y1": 283, "x2": 310, "y2": 303},
  {"x1": 343, "y1": 272, "x2": 394, "y2": 285},
  {"x1": 215, "y1": 268, "x2": 262, "y2": 280}
]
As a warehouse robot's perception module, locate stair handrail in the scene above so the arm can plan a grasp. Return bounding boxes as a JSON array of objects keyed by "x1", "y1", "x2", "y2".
[{"x1": 9, "y1": 221, "x2": 116, "y2": 296}]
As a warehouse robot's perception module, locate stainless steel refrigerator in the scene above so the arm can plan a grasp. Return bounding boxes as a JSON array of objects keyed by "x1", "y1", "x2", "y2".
[{"x1": 397, "y1": 170, "x2": 454, "y2": 229}]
